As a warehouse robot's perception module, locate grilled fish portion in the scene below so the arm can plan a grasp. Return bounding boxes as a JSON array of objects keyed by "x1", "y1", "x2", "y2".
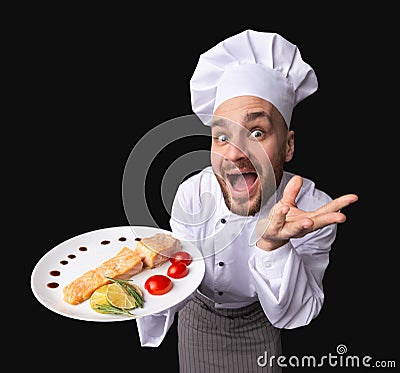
[
  {"x1": 63, "y1": 247, "x2": 143, "y2": 305},
  {"x1": 135, "y1": 233, "x2": 183, "y2": 268}
]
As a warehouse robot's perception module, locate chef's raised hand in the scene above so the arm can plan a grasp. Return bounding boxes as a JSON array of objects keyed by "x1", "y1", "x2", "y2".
[{"x1": 256, "y1": 175, "x2": 359, "y2": 252}]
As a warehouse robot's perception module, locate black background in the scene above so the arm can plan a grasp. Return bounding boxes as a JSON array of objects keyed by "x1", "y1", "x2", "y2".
[{"x1": 18, "y1": 5, "x2": 397, "y2": 372}]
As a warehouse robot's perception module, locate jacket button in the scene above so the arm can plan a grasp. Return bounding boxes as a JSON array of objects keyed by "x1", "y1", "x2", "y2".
[
  {"x1": 218, "y1": 291, "x2": 223, "y2": 296},
  {"x1": 220, "y1": 218, "x2": 226, "y2": 224},
  {"x1": 218, "y1": 261, "x2": 224, "y2": 267}
]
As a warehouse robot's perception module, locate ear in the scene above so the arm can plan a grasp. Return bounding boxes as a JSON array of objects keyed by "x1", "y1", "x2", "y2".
[{"x1": 285, "y1": 130, "x2": 295, "y2": 161}]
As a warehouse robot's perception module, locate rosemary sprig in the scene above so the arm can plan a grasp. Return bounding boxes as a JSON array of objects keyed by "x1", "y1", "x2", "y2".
[
  {"x1": 105, "y1": 277, "x2": 144, "y2": 308},
  {"x1": 93, "y1": 303, "x2": 136, "y2": 317}
]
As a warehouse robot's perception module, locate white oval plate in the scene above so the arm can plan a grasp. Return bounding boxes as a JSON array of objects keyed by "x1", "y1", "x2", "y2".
[{"x1": 31, "y1": 226, "x2": 205, "y2": 322}]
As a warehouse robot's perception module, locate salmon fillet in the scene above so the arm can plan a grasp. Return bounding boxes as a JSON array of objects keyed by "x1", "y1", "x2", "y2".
[
  {"x1": 63, "y1": 247, "x2": 143, "y2": 305},
  {"x1": 135, "y1": 233, "x2": 183, "y2": 268}
]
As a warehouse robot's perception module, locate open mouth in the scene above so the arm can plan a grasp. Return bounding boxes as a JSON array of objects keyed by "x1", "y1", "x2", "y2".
[{"x1": 226, "y1": 170, "x2": 259, "y2": 197}]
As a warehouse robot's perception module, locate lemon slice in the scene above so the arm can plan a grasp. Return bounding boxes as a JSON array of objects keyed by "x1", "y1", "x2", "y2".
[
  {"x1": 90, "y1": 284, "x2": 110, "y2": 313},
  {"x1": 105, "y1": 283, "x2": 136, "y2": 309}
]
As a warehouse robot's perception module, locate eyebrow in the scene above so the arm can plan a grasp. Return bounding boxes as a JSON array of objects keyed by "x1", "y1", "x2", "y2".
[
  {"x1": 211, "y1": 118, "x2": 229, "y2": 128},
  {"x1": 243, "y1": 111, "x2": 271, "y2": 124},
  {"x1": 211, "y1": 110, "x2": 271, "y2": 128}
]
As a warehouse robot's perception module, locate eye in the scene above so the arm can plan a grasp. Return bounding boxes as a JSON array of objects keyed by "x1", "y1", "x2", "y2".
[
  {"x1": 216, "y1": 134, "x2": 229, "y2": 143},
  {"x1": 250, "y1": 130, "x2": 263, "y2": 139}
]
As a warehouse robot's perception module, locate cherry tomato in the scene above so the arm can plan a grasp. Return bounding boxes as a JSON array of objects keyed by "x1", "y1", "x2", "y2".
[
  {"x1": 170, "y1": 251, "x2": 192, "y2": 266},
  {"x1": 167, "y1": 261, "x2": 189, "y2": 279},
  {"x1": 144, "y1": 274, "x2": 173, "y2": 295}
]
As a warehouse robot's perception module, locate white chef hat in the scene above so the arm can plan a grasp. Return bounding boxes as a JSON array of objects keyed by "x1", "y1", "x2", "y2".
[{"x1": 190, "y1": 29, "x2": 318, "y2": 127}]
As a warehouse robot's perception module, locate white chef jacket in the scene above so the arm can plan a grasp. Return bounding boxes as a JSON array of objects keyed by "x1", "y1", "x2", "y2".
[{"x1": 136, "y1": 167, "x2": 336, "y2": 347}]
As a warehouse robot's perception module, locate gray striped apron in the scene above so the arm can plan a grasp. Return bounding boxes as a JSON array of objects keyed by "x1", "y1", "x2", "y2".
[{"x1": 177, "y1": 291, "x2": 282, "y2": 372}]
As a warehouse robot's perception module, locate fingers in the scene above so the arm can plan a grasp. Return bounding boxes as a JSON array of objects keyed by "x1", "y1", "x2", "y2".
[
  {"x1": 316, "y1": 194, "x2": 359, "y2": 215},
  {"x1": 258, "y1": 204, "x2": 313, "y2": 240},
  {"x1": 313, "y1": 212, "x2": 347, "y2": 230},
  {"x1": 257, "y1": 182, "x2": 358, "y2": 244},
  {"x1": 306, "y1": 195, "x2": 357, "y2": 232},
  {"x1": 281, "y1": 175, "x2": 303, "y2": 206}
]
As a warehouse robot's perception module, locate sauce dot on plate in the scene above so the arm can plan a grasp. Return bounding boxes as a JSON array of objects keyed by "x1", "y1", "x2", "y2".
[{"x1": 47, "y1": 282, "x2": 59, "y2": 289}]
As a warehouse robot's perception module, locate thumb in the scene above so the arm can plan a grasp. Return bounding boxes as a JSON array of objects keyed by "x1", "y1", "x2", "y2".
[{"x1": 281, "y1": 175, "x2": 303, "y2": 206}]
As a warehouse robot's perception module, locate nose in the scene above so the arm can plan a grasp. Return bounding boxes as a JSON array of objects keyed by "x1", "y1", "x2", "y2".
[{"x1": 223, "y1": 140, "x2": 248, "y2": 162}]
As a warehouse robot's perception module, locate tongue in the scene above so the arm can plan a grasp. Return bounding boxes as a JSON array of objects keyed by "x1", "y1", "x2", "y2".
[{"x1": 234, "y1": 173, "x2": 257, "y2": 191}]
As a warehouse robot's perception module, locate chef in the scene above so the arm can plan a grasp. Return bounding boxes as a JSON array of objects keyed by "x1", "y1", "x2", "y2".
[{"x1": 135, "y1": 29, "x2": 358, "y2": 372}]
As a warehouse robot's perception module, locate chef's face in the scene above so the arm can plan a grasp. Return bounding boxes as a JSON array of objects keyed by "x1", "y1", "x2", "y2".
[{"x1": 211, "y1": 96, "x2": 294, "y2": 216}]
